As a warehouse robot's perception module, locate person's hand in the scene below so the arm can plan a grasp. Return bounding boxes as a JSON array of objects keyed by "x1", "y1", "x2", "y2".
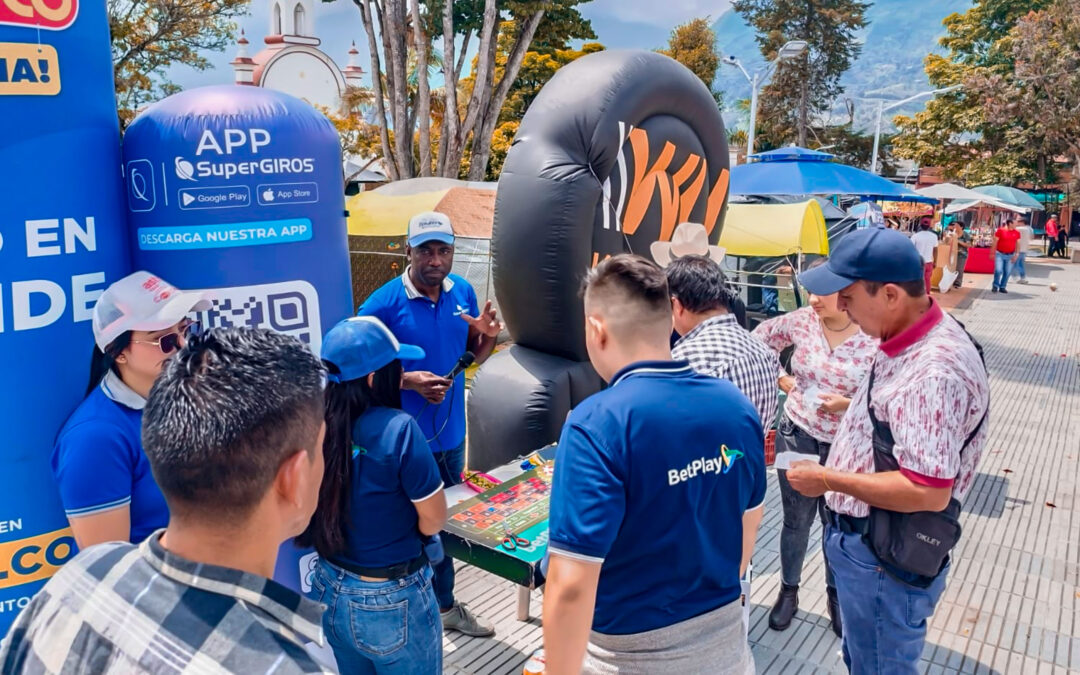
[
  {"x1": 787, "y1": 461, "x2": 828, "y2": 497},
  {"x1": 403, "y1": 371, "x2": 451, "y2": 404},
  {"x1": 817, "y1": 392, "x2": 850, "y2": 414},
  {"x1": 778, "y1": 375, "x2": 796, "y2": 394},
  {"x1": 1011, "y1": 254, "x2": 1019, "y2": 263},
  {"x1": 461, "y1": 300, "x2": 503, "y2": 338}
]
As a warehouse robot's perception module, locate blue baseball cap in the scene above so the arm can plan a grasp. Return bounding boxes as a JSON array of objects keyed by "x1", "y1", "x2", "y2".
[
  {"x1": 408, "y1": 211, "x2": 455, "y2": 247},
  {"x1": 799, "y1": 228, "x2": 924, "y2": 295},
  {"x1": 321, "y1": 317, "x2": 425, "y2": 383}
]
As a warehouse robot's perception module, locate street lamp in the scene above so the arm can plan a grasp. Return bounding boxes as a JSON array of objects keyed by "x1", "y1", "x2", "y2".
[
  {"x1": 724, "y1": 40, "x2": 808, "y2": 162},
  {"x1": 869, "y1": 84, "x2": 961, "y2": 174}
]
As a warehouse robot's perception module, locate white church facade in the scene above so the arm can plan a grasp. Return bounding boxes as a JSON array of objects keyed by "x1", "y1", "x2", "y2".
[{"x1": 231, "y1": 0, "x2": 365, "y2": 111}]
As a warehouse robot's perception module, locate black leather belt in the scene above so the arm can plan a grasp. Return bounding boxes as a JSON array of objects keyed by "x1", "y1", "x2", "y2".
[
  {"x1": 328, "y1": 553, "x2": 427, "y2": 581},
  {"x1": 825, "y1": 508, "x2": 870, "y2": 536}
]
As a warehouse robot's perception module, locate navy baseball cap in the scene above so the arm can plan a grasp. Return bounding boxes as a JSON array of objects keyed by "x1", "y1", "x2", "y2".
[
  {"x1": 322, "y1": 317, "x2": 425, "y2": 383},
  {"x1": 799, "y1": 228, "x2": 924, "y2": 295}
]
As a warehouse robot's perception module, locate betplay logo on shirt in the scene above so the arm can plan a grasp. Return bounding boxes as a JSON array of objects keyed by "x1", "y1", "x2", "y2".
[{"x1": 668, "y1": 445, "x2": 744, "y2": 486}]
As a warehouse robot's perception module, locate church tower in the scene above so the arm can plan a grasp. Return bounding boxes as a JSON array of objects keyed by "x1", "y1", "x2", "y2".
[{"x1": 231, "y1": 0, "x2": 363, "y2": 110}]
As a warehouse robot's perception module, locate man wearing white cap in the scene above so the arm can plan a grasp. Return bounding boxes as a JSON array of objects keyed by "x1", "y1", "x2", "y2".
[
  {"x1": 358, "y1": 211, "x2": 500, "y2": 636},
  {"x1": 51, "y1": 271, "x2": 212, "y2": 550}
]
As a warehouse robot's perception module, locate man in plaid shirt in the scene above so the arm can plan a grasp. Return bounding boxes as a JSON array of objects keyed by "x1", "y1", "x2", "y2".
[
  {"x1": 1, "y1": 328, "x2": 331, "y2": 674},
  {"x1": 667, "y1": 256, "x2": 780, "y2": 426}
]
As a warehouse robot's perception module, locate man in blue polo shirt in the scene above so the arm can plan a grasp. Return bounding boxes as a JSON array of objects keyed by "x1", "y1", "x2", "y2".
[
  {"x1": 358, "y1": 210, "x2": 501, "y2": 637},
  {"x1": 543, "y1": 255, "x2": 766, "y2": 675}
]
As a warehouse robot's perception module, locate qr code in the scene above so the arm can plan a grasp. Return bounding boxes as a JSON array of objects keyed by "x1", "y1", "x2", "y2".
[{"x1": 195, "y1": 280, "x2": 323, "y2": 354}]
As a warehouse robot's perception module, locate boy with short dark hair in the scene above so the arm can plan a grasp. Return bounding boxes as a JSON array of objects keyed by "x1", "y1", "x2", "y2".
[
  {"x1": 1, "y1": 328, "x2": 331, "y2": 675},
  {"x1": 543, "y1": 255, "x2": 765, "y2": 675}
]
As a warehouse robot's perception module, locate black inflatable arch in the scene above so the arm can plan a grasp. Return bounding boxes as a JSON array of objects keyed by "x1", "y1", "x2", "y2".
[{"x1": 468, "y1": 50, "x2": 730, "y2": 469}]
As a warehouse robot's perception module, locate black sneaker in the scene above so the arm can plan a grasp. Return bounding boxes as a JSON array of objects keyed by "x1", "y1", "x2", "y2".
[
  {"x1": 1000, "y1": 288, "x2": 1008, "y2": 294},
  {"x1": 991, "y1": 287, "x2": 999, "y2": 293}
]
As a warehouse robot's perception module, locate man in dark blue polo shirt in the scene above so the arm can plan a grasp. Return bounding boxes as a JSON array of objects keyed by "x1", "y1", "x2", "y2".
[
  {"x1": 358, "y1": 210, "x2": 501, "y2": 637},
  {"x1": 543, "y1": 255, "x2": 766, "y2": 675}
]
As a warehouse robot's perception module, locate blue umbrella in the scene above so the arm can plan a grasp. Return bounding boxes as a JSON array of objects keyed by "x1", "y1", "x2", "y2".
[{"x1": 731, "y1": 146, "x2": 935, "y2": 203}]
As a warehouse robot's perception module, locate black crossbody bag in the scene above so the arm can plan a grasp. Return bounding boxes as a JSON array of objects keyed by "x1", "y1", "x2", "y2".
[{"x1": 864, "y1": 320, "x2": 987, "y2": 585}]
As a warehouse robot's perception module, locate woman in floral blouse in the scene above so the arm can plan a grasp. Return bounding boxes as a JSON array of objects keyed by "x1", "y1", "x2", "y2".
[{"x1": 753, "y1": 261, "x2": 877, "y2": 637}]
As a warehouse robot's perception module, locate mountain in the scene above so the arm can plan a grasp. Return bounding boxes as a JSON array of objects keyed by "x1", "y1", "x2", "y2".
[{"x1": 712, "y1": 0, "x2": 973, "y2": 134}]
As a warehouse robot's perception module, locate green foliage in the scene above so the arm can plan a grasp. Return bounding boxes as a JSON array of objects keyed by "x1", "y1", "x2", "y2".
[
  {"x1": 660, "y1": 18, "x2": 721, "y2": 94},
  {"x1": 498, "y1": 42, "x2": 605, "y2": 124},
  {"x1": 891, "y1": 0, "x2": 1055, "y2": 184},
  {"x1": 110, "y1": 0, "x2": 249, "y2": 129}
]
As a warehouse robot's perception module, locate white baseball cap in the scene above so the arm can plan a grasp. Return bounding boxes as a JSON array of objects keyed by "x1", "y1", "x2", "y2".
[
  {"x1": 407, "y1": 211, "x2": 455, "y2": 247},
  {"x1": 92, "y1": 271, "x2": 213, "y2": 350}
]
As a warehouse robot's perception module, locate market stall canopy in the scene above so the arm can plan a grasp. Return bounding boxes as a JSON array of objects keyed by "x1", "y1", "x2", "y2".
[
  {"x1": 346, "y1": 178, "x2": 497, "y2": 238},
  {"x1": 971, "y1": 184, "x2": 1044, "y2": 211},
  {"x1": 720, "y1": 199, "x2": 829, "y2": 258},
  {"x1": 916, "y1": 183, "x2": 992, "y2": 202},
  {"x1": 731, "y1": 146, "x2": 935, "y2": 203},
  {"x1": 944, "y1": 198, "x2": 1026, "y2": 215}
]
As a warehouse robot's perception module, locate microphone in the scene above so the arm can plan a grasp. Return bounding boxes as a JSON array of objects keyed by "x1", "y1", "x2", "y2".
[{"x1": 444, "y1": 351, "x2": 476, "y2": 380}]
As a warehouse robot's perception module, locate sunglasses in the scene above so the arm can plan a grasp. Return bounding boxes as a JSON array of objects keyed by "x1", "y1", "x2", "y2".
[{"x1": 131, "y1": 320, "x2": 200, "y2": 355}]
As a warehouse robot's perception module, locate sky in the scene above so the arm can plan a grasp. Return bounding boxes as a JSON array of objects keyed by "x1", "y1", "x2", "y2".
[{"x1": 168, "y1": 0, "x2": 734, "y2": 90}]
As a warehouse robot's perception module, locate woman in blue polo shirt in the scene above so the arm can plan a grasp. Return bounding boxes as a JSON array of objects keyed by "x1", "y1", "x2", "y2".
[
  {"x1": 299, "y1": 316, "x2": 447, "y2": 674},
  {"x1": 51, "y1": 271, "x2": 211, "y2": 549}
]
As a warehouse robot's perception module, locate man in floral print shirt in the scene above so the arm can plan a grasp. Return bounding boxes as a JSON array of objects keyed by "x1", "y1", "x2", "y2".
[{"x1": 788, "y1": 228, "x2": 989, "y2": 675}]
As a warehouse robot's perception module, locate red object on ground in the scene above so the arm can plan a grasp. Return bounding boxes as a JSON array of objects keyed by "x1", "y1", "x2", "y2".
[
  {"x1": 765, "y1": 430, "x2": 776, "y2": 466},
  {"x1": 965, "y1": 247, "x2": 995, "y2": 274}
]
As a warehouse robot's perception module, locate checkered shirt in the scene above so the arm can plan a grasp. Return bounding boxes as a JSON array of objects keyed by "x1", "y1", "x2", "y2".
[
  {"x1": 0, "y1": 531, "x2": 330, "y2": 674},
  {"x1": 673, "y1": 314, "x2": 780, "y2": 426}
]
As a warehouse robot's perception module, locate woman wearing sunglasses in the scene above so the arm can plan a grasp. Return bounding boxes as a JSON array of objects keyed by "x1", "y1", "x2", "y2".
[
  {"x1": 51, "y1": 271, "x2": 211, "y2": 549},
  {"x1": 298, "y1": 316, "x2": 447, "y2": 674}
]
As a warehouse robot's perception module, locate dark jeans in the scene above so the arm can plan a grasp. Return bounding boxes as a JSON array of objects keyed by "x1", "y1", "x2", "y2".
[
  {"x1": 432, "y1": 441, "x2": 465, "y2": 610},
  {"x1": 776, "y1": 413, "x2": 834, "y2": 589},
  {"x1": 954, "y1": 254, "x2": 967, "y2": 287}
]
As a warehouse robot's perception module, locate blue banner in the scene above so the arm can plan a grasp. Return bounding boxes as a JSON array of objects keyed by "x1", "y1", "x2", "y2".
[{"x1": 0, "y1": 0, "x2": 131, "y2": 634}]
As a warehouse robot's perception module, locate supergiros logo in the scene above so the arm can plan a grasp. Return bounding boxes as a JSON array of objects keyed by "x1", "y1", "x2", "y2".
[
  {"x1": 0, "y1": 0, "x2": 79, "y2": 30},
  {"x1": 0, "y1": 528, "x2": 76, "y2": 589}
]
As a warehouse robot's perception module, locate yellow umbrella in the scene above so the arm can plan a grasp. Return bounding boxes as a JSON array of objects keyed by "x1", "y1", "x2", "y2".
[
  {"x1": 719, "y1": 200, "x2": 829, "y2": 257},
  {"x1": 346, "y1": 189, "x2": 450, "y2": 236}
]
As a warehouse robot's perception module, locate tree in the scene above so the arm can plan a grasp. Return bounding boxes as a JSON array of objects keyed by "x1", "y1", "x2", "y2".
[
  {"x1": 498, "y1": 41, "x2": 604, "y2": 125},
  {"x1": 732, "y1": 0, "x2": 868, "y2": 147},
  {"x1": 109, "y1": 0, "x2": 248, "y2": 128},
  {"x1": 968, "y1": 0, "x2": 1079, "y2": 185},
  {"x1": 343, "y1": 0, "x2": 593, "y2": 181},
  {"x1": 891, "y1": 0, "x2": 1054, "y2": 185},
  {"x1": 659, "y1": 18, "x2": 722, "y2": 106},
  {"x1": 317, "y1": 86, "x2": 385, "y2": 186}
]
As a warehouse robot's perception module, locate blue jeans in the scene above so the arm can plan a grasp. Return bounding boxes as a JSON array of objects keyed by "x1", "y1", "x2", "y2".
[
  {"x1": 432, "y1": 441, "x2": 465, "y2": 610},
  {"x1": 313, "y1": 558, "x2": 441, "y2": 674},
  {"x1": 1011, "y1": 251, "x2": 1027, "y2": 280},
  {"x1": 993, "y1": 251, "x2": 1014, "y2": 290},
  {"x1": 826, "y1": 527, "x2": 949, "y2": 674}
]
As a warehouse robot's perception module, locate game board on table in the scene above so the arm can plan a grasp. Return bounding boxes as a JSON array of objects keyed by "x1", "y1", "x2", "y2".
[{"x1": 442, "y1": 463, "x2": 553, "y2": 586}]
